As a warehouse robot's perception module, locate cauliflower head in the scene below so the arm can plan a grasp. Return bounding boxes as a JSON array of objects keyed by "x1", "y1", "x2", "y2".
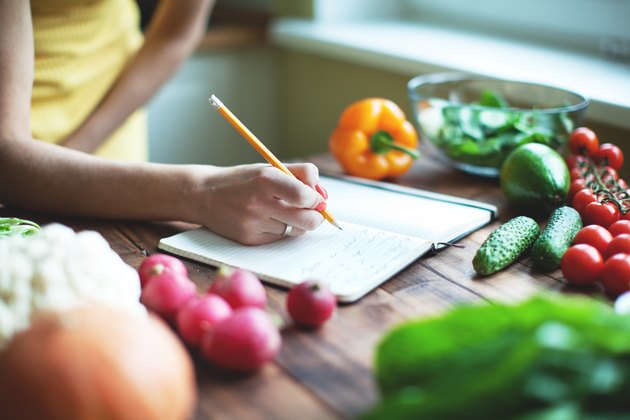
[{"x1": 0, "y1": 223, "x2": 144, "y2": 346}]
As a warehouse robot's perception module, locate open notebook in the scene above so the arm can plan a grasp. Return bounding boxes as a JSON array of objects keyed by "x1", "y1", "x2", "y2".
[{"x1": 159, "y1": 176, "x2": 497, "y2": 303}]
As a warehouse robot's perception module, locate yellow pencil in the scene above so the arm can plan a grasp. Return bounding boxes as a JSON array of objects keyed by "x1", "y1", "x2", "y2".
[{"x1": 209, "y1": 95, "x2": 342, "y2": 230}]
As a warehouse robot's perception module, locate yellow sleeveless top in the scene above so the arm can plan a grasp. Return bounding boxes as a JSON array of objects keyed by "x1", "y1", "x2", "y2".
[{"x1": 30, "y1": 0, "x2": 147, "y2": 161}]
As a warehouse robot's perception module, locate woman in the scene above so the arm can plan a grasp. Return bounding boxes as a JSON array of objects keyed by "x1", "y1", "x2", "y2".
[{"x1": 0, "y1": 0, "x2": 326, "y2": 245}]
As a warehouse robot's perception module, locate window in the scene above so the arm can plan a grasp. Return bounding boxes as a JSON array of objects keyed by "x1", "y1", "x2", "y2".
[
  {"x1": 311, "y1": 0, "x2": 630, "y2": 60},
  {"x1": 273, "y1": 0, "x2": 629, "y2": 129},
  {"x1": 404, "y1": 0, "x2": 630, "y2": 60}
]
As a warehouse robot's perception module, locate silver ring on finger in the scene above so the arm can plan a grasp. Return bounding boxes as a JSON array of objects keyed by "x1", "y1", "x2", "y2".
[{"x1": 283, "y1": 224, "x2": 293, "y2": 236}]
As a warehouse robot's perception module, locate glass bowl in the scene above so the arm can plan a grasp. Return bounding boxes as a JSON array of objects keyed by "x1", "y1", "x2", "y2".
[{"x1": 407, "y1": 72, "x2": 589, "y2": 177}]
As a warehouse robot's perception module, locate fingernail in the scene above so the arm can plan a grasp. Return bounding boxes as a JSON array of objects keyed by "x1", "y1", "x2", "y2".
[
  {"x1": 315, "y1": 201, "x2": 327, "y2": 212},
  {"x1": 315, "y1": 183, "x2": 329, "y2": 200}
]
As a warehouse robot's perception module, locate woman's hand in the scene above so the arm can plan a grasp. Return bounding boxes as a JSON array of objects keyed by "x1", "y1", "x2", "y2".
[{"x1": 193, "y1": 163, "x2": 328, "y2": 245}]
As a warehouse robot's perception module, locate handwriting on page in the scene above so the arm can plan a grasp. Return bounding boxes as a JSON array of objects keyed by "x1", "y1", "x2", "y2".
[
  {"x1": 298, "y1": 229, "x2": 418, "y2": 281},
  {"x1": 160, "y1": 222, "x2": 431, "y2": 299}
]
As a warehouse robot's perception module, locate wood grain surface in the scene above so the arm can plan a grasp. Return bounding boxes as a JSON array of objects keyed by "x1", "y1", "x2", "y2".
[{"x1": 0, "y1": 152, "x2": 608, "y2": 419}]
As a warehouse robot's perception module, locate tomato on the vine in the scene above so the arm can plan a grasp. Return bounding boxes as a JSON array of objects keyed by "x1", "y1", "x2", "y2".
[
  {"x1": 568, "y1": 179, "x2": 588, "y2": 202},
  {"x1": 569, "y1": 127, "x2": 599, "y2": 157},
  {"x1": 573, "y1": 225, "x2": 613, "y2": 256},
  {"x1": 582, "y1": 201, "x2": 620, "y2": 228},
  {"x1": 565, "y1": 154, "x2": 587, "y2": 170},
  {"x1": 569, "y1": 167, "x2": 585, "y2": 181},
  {"x1": 609, "y1": 220, "x2": 630, "y2": 237},
  {"x1": 605, "y1": 234, "x2": 630, "y2": 259},
  {"x1": 596, "y1": 143, "x2": 624, "y2": 171},
  {"x1": 572, "y1": 189, "x2": 597, "y2": 214},
  {"x1": 566, "y1": 128, "x2": 629, "y2": 229},
  {"x1": 560, "y1": 244, "x2": 604, "y2": 285},
  {"x1": 601, "y1": 166, "x2": 619, "y2": 185},
  {"x1": 601, "y1": 253, "x2": 630, "y2": 296}
]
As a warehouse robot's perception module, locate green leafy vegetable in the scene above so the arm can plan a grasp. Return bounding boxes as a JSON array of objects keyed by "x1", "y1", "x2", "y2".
[
  {"x1": 0, "y1": 217, "x2": 41, "y2": 238},
  {"x1": 421, "y1": 89, "x2": 574, "y2": 169},
  {"x1": 365, "y1": 295, "x2": 630, "y2": 419},
  {"x1": 478, "y1": 88, "x2": 509, "y2": 108}
]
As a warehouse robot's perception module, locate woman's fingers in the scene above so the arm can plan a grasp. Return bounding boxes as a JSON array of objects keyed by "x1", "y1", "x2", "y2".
[
  {"x1": 270, "y1": 202, "x2": 324, "y2": 232},
  {"x1": 285, "y1": 162, "x2": 320, "y2": 188},
  {"x1": 240, "y1": 220, "x2": 307, "y2": 246},
  {"x1": 197, "y1": 163, "x2": 328, "y2": 245},
  {"x1": 259, "y1": 170, "x2": 321, "y2": 209},
  {"x1": 286, "y1": 163, "x2": 329, "y2": 201},
  {"x1": 260, "y1": 165, "x2": 330, "y2": 211}
]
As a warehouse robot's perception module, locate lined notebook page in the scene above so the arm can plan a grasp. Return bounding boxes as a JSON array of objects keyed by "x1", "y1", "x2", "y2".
[
  {"x1": 159, "y1": 222, "x2": 432, "y2": 302},
  {"x1": 322, "y1": 176, "x2": 492, "y2": 243}
]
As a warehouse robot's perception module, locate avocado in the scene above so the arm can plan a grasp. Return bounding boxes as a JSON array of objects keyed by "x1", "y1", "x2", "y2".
[{"x1": 500, "y1": 143, "x2": 570, "y2": 215}]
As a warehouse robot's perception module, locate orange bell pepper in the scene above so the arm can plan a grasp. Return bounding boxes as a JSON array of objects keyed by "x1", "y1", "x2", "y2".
[{"x1": 329, "y1": 98, "x2": 420, "y2": 180}]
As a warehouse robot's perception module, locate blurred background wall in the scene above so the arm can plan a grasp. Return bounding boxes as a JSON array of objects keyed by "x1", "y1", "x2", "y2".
[
  {"x1": 143, "y1": 0, "x2": 279, "y2": 165},
  {"x1": 145, "y1": 0, "x2": 413, "y2": 165},
  {"x1": 143, "y1": 0, "x2": 629, "y2": 170}
]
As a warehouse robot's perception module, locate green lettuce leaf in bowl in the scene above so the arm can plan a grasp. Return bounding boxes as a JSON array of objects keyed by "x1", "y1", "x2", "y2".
[{"x1": 408, "y1": 72, "x2": 588, "y2": 177}]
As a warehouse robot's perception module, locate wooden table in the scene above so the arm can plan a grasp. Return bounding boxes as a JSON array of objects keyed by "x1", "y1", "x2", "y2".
[{"x1": 0, "y1": 153, "x2": 607, "y2": 420}]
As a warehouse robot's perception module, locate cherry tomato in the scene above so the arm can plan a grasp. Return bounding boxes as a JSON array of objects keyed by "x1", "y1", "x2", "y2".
[
  {"x1": 573, "y1": 225, "x2": 613, "y2": 256},
  {"x1": 608, "y1": 220, "x2": 630, "y2": 237},
  {"x1": 572, "y1": 189, "x2": 597, "y2": 214},
  {"x1": 596, "y1": 143, "x2": 624, "y2": 171},
  {"x1": 560, "y1": 244, "x2": 604, "y2": 285},
  {"x1": 569, "y1": 167, "x2": 585, "y2": 181},
  {"x1": 569, "y1": 127, "x2": 599, "y2": 157},
  {"x1": 600, "y1": 166, "x2": 619, "y2": 185},
  {"x1": 618, "y1": 178, "x2": 628, "y2": 190},
  {"x1": 601, "y1": 254, "x2": 630, "y2": 296},
  {"x1": 582, "y1": 201, "x2": 620, "y2": 228},
  {"x1": 605, "y1": 233, "x2": 630, "y2": 259},
  {"x1": 621, "y1": 207, "x2": 630, "y2": 221},
  {"x1": 565, "y1": 154, "x2": 588, "y2": 170},
  {"x1": 568, "y1": 179, "x2": 588, "y2": 202}
]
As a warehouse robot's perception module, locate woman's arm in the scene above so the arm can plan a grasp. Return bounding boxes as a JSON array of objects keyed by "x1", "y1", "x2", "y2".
[
  {"x1": 0, "y1": 0, "x2": 325, "y2": 246},
  {"x1": 61, "y1": 0, "x2": 216, "y2": 153},
  {"x1": 0, "y1": 1, "x2": 190, "y2": 220}
]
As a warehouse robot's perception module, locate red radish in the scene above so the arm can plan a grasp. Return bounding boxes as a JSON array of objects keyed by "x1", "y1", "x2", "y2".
[
  {"x1": 208, "y1": 267, "x2": 266, "y2": 309},
  {"x1": 286, "y1": 280, "x2": 336, "y2": 328},
  {"x1": 176, "y1": 294, "x2": 233, "y2": 346},
  {"x1": 139, "y1": 254, "x2": 188, "y2": 287},
  {"x1": 200, "y1": 307, "x2": 281, "y2": 372},
  {"x1": 141, "y1": 272, "x2": 196, "y2": 322}
]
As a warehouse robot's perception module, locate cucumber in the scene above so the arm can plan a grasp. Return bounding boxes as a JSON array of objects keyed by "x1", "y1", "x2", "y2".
[
  {"x1": 473, "y1": 216, "x2": 540, "y2": 276},
  {"x1": 531, "y1": 206, "x2": 582, "y2": 272}
]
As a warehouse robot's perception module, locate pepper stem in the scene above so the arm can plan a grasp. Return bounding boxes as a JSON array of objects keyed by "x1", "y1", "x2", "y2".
[{"x1": 370, "y1": 131, "x2": 419, "y2": 159}]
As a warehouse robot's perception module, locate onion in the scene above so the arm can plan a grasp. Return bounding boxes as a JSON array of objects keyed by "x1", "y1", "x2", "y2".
[{"x1": 0, "y1": 305, "x2": 196, "y2": 420}]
